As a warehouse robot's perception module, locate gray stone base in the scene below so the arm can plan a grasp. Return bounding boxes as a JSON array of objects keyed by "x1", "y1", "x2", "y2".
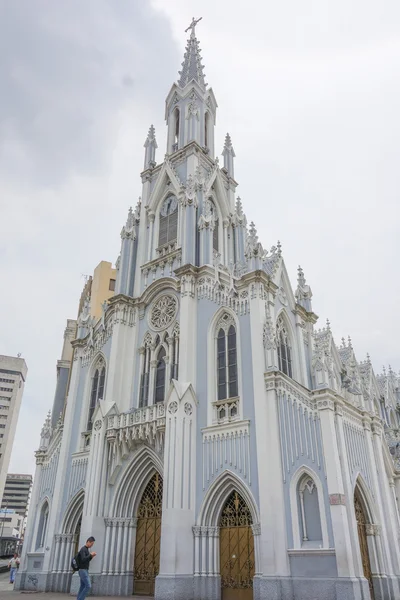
[
  {"x1": 14, "y1": 570, "x2": 52, "y2": 593},
  {"x1": 193, "y1": 575, "x2": 220, "y2": 600},
  {"x1": 387, "y1": 575, "x2": 400, "y2": 600},
  {"x1": 69, "y1": 572, "x2": 134, "y2": 596},
  {"x1": 155, "y1": 574, "x2": 194, "y2": 600},
  {"x1": 252, "y1": 575, "x2": 371, "y2": 600}
]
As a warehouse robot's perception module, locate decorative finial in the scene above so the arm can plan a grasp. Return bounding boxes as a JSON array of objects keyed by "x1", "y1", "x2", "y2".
[
  {"x1": 341, "y1": 337, "x2": 346, "y2": 348},
  {"x1": 366, "y1": 353, "x2": 371, "y2": 365},
  {"x1": 222, "y1": 133, "x2": 236, "y2": 176},
  {"x1": 277, "y1": 240, "x2": 282, "y2": 256},
  {"x1": 348, "y1": 335, "x2": 353, "y2": 349},
  {"x1": 126, "y1": 206, "x2": 134, "y2": 229},
  {"x1": 185, "y1": 16, "x2": 203, "y2": 35},
  {"x1": 383, "y1": 366, "x2": 386, "y2": 376},
  {"x1": 326, "y1": 318, "x2": 331, "y2": 331},
  {"x1": 297, "y1": 266, "x2": 306, "y2": 286},
  {"x1": 249, "y1": 222, "x2": 258, "y2": 243},
  {"x1": 236, "y1": 196, "x2": 243, "y2": 216},
  {"x1": 145, "y1": 124, "x2": 157, "y2": 143}
]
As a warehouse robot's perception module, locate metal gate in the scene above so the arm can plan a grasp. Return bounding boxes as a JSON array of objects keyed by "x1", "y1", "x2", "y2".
[
  {"x1": 133, "y1": 473, "x2": 163, "y2": 596},
  {"x1": 354, "y1": 493, "x2": 374, "y2": 600},
  {"x1": 220, "y1": 491, "x2": 254, "y2": 600}
]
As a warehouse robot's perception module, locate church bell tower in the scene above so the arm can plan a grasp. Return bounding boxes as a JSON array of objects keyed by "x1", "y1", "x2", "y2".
[{"x1": 165, "y1": 17, "x2": 217, "y2": 158}]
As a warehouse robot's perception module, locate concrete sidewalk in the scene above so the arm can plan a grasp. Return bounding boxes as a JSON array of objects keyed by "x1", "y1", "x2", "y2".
[{"x1": 0, "y1": 572, "x2": 152, "y2": 599}]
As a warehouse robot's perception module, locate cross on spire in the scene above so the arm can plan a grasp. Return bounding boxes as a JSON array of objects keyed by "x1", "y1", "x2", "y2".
[
  {"x1": 185, "y1": 16, "x2": 202, "y2": 35},
  {"x1": 178, "y1": 17, "x2": 206, "y2": 89}
]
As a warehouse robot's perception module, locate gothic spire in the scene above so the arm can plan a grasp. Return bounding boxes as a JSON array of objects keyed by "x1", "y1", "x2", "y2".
[
  {"x1": 222, "y1": 133, "x2": 236, "y2": 177},
  {"x1": 178, "y1": 17, "x2": 206, "y2": 89},
  {"x1": 295, "y1": 265, "x2": 313, "y2": 312},
  {"x1": 143, "y1": 124, "x2": 157, "y2": 169}
]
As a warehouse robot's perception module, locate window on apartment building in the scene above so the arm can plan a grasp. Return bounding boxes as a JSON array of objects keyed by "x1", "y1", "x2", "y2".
[
  {"x1": 0, "y1": 378, "x2": 14, "y2": 383},
  {"x1": 0, "y1": 388, "x2": 12, "y2": 392},
  {"x1": 0, "y1": 406, "x2": 9, "y2": 410},
  {"x1": 0, "y1": 434, "x2": 3, "y2": 437},
  {"x1": 0, "y1": 415, "x2": 7, "y2": 419},
  {"x1": 109, "y1": 278, "x2": 116, "y2": 291},
  {"x1": 0, "y1": 425, "x2": 5, "y2": 429}
]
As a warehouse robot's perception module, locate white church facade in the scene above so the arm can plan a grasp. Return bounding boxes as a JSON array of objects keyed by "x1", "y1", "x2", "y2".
[{"x1": 16, "y1": 20, "x2": 400, "y2": 600}]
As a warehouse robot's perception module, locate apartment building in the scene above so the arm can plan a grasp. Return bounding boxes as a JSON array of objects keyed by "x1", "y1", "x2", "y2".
[{"x1": 0, "y1": 356, "x2": 28, "y2": 507}]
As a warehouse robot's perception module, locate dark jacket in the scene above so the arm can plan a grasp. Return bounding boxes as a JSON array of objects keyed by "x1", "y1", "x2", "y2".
[{"x1": 77, "y1": 545, "x2": 93, "y2": 570}]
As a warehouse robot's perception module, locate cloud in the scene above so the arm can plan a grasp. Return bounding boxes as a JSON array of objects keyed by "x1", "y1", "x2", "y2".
[
  {"x1": 2, "y1": 0, "x2": 400, "y2": 474},
  {"x1": 0, "y1": 0, "x2": 179, "y2": 474}
]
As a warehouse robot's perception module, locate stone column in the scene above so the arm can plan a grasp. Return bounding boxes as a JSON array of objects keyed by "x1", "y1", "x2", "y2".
[
  {"x1": 316, "y1": 392, "x2": 366, "y2": 598},
  {"x1": 371, "y1": 419, "x2": 400, "y2": 596},
  {"x1": 363, "y1": 416, "x2": 394, "y2": 592},
  {"x1": 247, "y1": 272, "x2": 290, "y2": 598},
  {"x1": 156, "y1": 384, "x2": 197, "y2": 600},
  {"x1": 193, "y1": 527, "x2": 201, "y2": 576}
]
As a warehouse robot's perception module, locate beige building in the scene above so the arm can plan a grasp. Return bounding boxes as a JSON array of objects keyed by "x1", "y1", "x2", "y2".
[
  {"x1": 78, "y1": 261, "x2": 116, "y2": 321},
  {"x1": 0, "y1": 355, "x2": 28, "y2": 509}
]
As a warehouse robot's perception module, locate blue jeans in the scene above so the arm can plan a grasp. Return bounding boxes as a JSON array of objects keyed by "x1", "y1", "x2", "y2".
[
  {"x1": 10, "y1": 567, "x2": 18, "y2": 583},
  {"x1": 77, "y1": 569, "x2": 91, "y2": 600}
]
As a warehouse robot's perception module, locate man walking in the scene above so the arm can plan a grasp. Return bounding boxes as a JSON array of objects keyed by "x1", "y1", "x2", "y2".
[
  {"x1": 8, "y1": 553, "x2": 20, "y2": 584},
  {"x1": 76, "y1": 536, "x2": 96, "y2": 600}
]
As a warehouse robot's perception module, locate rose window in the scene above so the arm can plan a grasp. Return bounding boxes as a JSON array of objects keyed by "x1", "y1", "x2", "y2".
[{"x1": 149, "y1": 294, "x2": 178, "y2": 331}]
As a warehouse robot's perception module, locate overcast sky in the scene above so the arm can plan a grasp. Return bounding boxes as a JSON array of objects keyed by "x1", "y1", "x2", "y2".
[{"x1": 1, "y1": 0, "x2": 400, "y2": 475}]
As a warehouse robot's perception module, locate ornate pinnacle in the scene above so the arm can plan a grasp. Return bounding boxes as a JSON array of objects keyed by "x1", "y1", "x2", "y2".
[
  {"x1": 144, "y1": 124, "x2": 157, "y2": 147},
  {"x1": 366, "y1": 353, "x2": 371, "y2": 365},
  {"x1": 326, "y1": 318, "x2": 331, "y2": 331},
  {"x1": 348, "y1": 335, "x2": 353, "y2": 349},
  {"x1": 223, "y1": 133, "x2": 235, "y2": 155},
  {"x1": 297, "y1": 266, "x2": 306, "y2": 286},
  {"x1": 126, "y1": 206, "x2": 134, "y2": 229},
  {"x1": 341, "y1": 337, "x2": 346, "y2": 348},
  {"x1": 277, "y1": 240, "x2": 282, "y2": 256},
  {"x1": 144, "y1": 126, "x2": 157, "y2": 169},
  {"x1": 248, "y1": 221, "x2": 258, "y2": 243},
  {"x1": 236, "y1": 196, "x2": 243, "y2": 216}
]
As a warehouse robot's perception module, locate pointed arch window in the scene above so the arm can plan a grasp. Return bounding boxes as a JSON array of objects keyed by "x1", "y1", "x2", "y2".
[
  {"x1": 277, "y1": 317, "x2": 293, "y2": 378},
  {"x1": 171, "y1": 328, "x2": 179, "y2": 381},
  {"x1": 159, "y1": 195, "x2": 178, "y2": 248},
  {"x1": 204, "y1": 112, "x2": 209, "y2": 148},
  {"x1": 217, "y1": 319, "x2": 238, "y2": 401},
  {"x1": 298, "y1": 476, "x2": 322, "y2": 547},
  {"x1": 140, "y1": 337, "x2": 152, "y2": 408},
  {"x1": 36, "y1": 501, "x2": 49, "y2": 549},
  {"x1": 87, "y1": 364, "x2": 106, "y2": 430},
  {"x1": 208, "y1": 199, "x2": 219, "y2": 253},
  {"x1": 173, "y1": 108, "x2": 180, "y2": 152},
  {"x1": 154, "y1": 347, "x2": 166, "y2": 403}
]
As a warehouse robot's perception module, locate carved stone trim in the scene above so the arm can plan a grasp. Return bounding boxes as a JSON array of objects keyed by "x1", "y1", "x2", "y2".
[
  {"x1": 251, "y1": 523, "x2": 261, "y2": 536},
  {"x1": 104, "y1": 517, "x2": 137, "y2": 528},
  {"x1": 168, "y1": 401, "x2": 178, "y2": 414},
  {"x1": 365, "y1": 523, "x2": 380, "y2": 536},
  {"x1": 93, "y1": 419, "x2": 103, "y2": 431},
  {"x1": 317, "y1": 399, "x2": 335, "y2": 412},
  {"x1": 329, "y1": 493, "x2": 346, "y2": 506}
]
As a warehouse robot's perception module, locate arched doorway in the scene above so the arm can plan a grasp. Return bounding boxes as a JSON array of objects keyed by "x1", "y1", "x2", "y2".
[
  {"x1": 354, "y1": 490, "x2": 374, "y2": 599},
  {"x1": 133, "y1": 473, "x2": 163, "y2": 596},
  {"x1": 219, "y1": 491, "x2": 255, "y2": 600}
]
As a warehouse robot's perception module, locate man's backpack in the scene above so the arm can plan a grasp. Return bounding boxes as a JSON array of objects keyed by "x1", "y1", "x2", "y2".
[{"x1": 71, "y1": 553, "x2": 80, "y2": 572}]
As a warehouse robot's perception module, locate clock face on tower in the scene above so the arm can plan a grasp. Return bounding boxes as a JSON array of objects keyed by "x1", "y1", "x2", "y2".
[{"x1": 160, "y1": 195, "x2": 178, "y2": 217}]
